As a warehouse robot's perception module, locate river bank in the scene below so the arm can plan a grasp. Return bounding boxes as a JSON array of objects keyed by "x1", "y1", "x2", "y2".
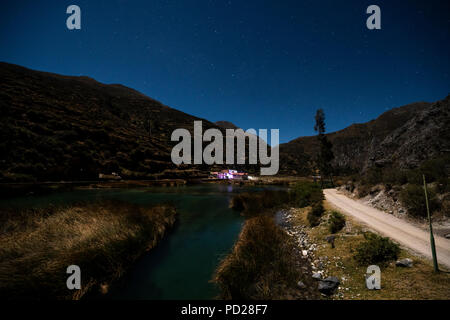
[
  {"x1": 213, "y1": 184, "x2": 324, "y2": 299},
  {"x1": 0, "y1": 185, "x2": 257, "y2": 299},
  {"x1": 0, "y1": 176, "x2": 310, "y2": 199},
  {"x1": 0, "y1": 201, "x2": 177, "y2": 300},
  {"x1": 213, "y1": 214, "x2": 320, "y2": 300}
]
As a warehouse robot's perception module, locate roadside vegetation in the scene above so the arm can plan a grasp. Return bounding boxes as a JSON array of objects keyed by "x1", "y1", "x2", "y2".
[
  {"x1": 0, "y1": 201, "x2": 176, "y2": 300},
  {"x1": 289, "y1": 182, "x2": 323, "y2": 208},
  {"x1": 328, "y1": 211, "x2": 346, "y2": 234},
  {"x1": 353, "y1": 233, "x2": 400, "y2": 266},
  {"x1": 289, "y1": 203, "x2": 450, "y2": 299},
  {"x1": 400, "y1": 184, "x2": 439, "y2": 217},
  {"x1": 307, "y1": 202, "x2": 324, "y2": 227},
  {"x1": 229, "y1": 182, "x2": 324, "y2": 218},
  {"x1": 346, "y1": 155, "x2": 449, "y2": 218}
]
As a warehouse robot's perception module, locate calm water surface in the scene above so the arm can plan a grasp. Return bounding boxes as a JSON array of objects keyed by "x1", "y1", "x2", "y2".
[{"x1": 0, "y1": 184, "x2": 282, "y2": 299}]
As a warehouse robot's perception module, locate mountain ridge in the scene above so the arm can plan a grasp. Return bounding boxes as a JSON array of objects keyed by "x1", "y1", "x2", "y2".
[
  {"x1": 0, "y1": 62, "x2": 228, "y2": 182},
  {"x1": 1, "y1": 62, "x2": 448, "y2": 181},
  {"x1": 278, "y1": 96, "x2": 450, "y2": 175}
]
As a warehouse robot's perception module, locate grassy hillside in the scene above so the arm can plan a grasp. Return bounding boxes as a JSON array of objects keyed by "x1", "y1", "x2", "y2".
[{"x1": 0, "y1": 63, "x2": 229, "y2": 182}]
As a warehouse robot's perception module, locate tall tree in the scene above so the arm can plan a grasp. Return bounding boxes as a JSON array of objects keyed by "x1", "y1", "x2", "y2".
[
  {"x1": 314, "y1": 109, "x2": 335, "y2": 187},
  {"x1": 143, "y1": 109, "x2": 155, "y2": 138},
  {"x1": 314, "y1": 109, "x2": 326, "y2": 135}
]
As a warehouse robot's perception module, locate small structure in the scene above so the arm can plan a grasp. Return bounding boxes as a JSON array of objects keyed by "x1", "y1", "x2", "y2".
[
  {"x1": 210, "y1": 169, "x2": 248, "y2": 180},
  {"x1": 99, "y1": 172, "x2": 122, "y2": 180}
]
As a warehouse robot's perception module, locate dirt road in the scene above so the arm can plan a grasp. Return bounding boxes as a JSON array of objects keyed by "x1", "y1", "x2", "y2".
[{"x1": 324, "y1": 189, "x2": 450, "y2": 270}]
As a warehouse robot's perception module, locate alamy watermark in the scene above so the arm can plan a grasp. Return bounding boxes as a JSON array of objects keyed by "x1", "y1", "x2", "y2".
[
  {"x1": 66, "y1": 265, "x2": 81, "y2": 290},
  {"x1": 366, "y1": 5, "x2": 381, "y2": 30},
  {"x1": 366, "y1": 265, "x2": 381, "y2": 290},
  {"x1": 65, "y1": 4, "x2": 381, "y2": 31},
  {"x1": 171, "y1": 121, "x2": 279, "y2": 175},
  {"x1": 66, "y1": 5, "x2": 81, "y2": 30}
]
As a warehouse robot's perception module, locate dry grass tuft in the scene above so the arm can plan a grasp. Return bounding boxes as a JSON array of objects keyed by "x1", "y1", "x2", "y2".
[
  {"x1": 213, "y1": 216, "x2": 319, "y2": 300},
  {"x1": 0, "y1": 201, "x2": 176, "y2": 300},
  {"x1": 229, "y1": 190, "x2": 290, "y2": 217}
]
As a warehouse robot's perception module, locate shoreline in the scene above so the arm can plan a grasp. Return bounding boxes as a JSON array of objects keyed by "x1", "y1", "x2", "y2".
[
  {"x1": 0, "y1": 201, "x2": 177, "y2": 300},
  {"x1": 0, "y1": 176, "x2": 310, "y2": 199}
]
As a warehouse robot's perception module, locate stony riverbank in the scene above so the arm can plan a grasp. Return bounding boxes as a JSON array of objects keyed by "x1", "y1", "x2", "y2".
[
  {"x1": 276, "y1": 208, "x2": 341, "y2": 298},
  {"x1": 213, "y1": 212, "x2": 320, "y2": 300}
]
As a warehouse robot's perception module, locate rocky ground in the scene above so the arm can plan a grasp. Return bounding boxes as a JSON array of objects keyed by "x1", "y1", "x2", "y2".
[
  {"x1": 281, "y1": 204, "x2": 450, "y2": 300},
  {"x1": 338, "y1": 183, "x2": 406, "y2": 217},
  {"x1": 337, "y1": 183, "x2": 450, "y2": 238},
  {"x1": 275, "y1": 209, "x2": 341, "y2": 298}
]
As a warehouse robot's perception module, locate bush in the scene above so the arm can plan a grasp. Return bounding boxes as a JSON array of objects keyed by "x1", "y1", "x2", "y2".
[
  {"x1": 229, "y1": 190, "x2": 290, "y2": 217},
  {"x1": 290, "y1": 182, "x2": 323, "y2": 208},
  {"x1": 307, "y1": 202, "x2": 324, "y2": 227},
  {"x1": 419, "y1": 158, "x2": 448, "y2": 183},
  {"x1": 354, "y1": 233, "x2": 400, "y2": 266},
  {"x1": 261, "y1": 190, "x2": 290, "y2": 209},
  {"x1": 441, "y1": 198, "x2": 450, "y2": 218},
  {"x1": 406, "y1": 169, "x2": 422, "y2": 185},
  {"x1": 363, "y1": 167, "x2": 383, "y2": 185},
  {"x1": 229, "y1": 193, "x2": 262, "y2": 215},
  {"x1": 213, "y1": 216, "x2": 317, "y2": 299},
  {"x1": 382, "y1": 168, "x2": 408, "y2": 186},
  {"x1": 436, "y1": 177, "x2": 450, "y2": 194},
  {"x1": 329, "y1": 211, "x2": 346, "y2": 233},
  {"x1": 400, "y1": 184, "x2": 439, "y2": 217}
]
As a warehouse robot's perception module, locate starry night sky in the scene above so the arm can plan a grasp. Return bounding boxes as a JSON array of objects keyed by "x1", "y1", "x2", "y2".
[{"x1": 1, "y1": 0, "x2": 449, "y2": 143}]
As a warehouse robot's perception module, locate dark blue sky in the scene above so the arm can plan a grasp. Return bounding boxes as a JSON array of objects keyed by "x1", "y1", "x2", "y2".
[{"x1": 1, "y1": 0, "x2": 449, "y2": 143}]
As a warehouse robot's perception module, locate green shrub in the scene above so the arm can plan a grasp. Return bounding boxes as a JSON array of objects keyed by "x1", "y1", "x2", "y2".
[
  {"x1": 354, "y1": 233, "x2": 400, "y2": 265},
  {"x1": 329, "y1": 211, "x2": 346, "y2": 233},
  {"x1": 290, "y1": 182, "x2": 323, "y2": 208},
  {"x1": 382, "y1": 168, "x2": 408, "y2": 186},
  {"x1": 436, "y1": 177, "x2": 450, "y2": 194},
  {"x1": 363, "y1": 167, "x2": 383, "y2": 185},
  {"x1": 307, "y1": 202, "x2": 324, "y2": 227},
  {"x1": 419, "y1": 158, "x2": 448, "y2": 183},
  {"x1": 441, "y1": 198, "x2": 450, "y2": 218},
  {"x1": 261, "y1": 190, "x2": 290, "y2": 209},
  {"x1": 229, "y1": 190, "x2": 290, "y2": 217},
  {"x1": 406, "y1": 169, "x2": 422, "y2": 185},
  {"x1": 400, "y1": 184, "x2": 439, "y2": 217}
]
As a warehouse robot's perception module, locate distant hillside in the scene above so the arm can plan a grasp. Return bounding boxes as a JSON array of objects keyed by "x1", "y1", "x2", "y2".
[
  {"x1": 2, "y1": 62, "x2": 448, "y2": 181},
  {"x1": 215, "y1": 121, "x2": 239, "y2": 130},
  {"x1": 0, "y1": 63, "x2": 246, "y2": 182},
  {"x1": 279, "y1": 96, "x2": 450, "y2": 175}
]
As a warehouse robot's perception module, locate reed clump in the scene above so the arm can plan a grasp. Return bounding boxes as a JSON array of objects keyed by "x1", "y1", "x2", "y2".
[{"x1": 0, "y1": 201, "x2": 176, "y2": 300}]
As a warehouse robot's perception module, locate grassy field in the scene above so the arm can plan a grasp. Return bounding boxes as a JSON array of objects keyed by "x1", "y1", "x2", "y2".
[
  {"x1": 289, "y1": 202, "x2": 450, "y2": 300},
  {"x1": 0, "y1": 201, "x2": 176, "y2": 300}
]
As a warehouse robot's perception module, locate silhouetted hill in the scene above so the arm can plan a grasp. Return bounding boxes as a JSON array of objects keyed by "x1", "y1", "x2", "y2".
[
  {"x1": 2, "y1": 62, "x2": 448, "y2": 181},
  {"x1": 0, "y1": 62, "x2": 231, "y2": 182},
  {"x1": 215, "y1": 121, "x2": 239, "y2": 130},
  {"x1": 279, "y1": 96, "x2": 450, "y2": 175}
]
